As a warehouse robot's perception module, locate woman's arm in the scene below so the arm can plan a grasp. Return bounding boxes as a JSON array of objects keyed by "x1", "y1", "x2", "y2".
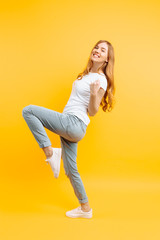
[{"x1": 88, "y1": 88, "x2": 105, "y2": 116}]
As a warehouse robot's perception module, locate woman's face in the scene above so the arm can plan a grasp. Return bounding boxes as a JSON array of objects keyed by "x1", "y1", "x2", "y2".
[{"x1": 91, "y1": 42, "x2": 108, "y2": 63}]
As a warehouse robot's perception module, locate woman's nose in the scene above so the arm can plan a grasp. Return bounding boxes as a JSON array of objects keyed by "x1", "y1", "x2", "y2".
[{"x1": 95, "y1": 51, "x2": 100, "y2": 54}]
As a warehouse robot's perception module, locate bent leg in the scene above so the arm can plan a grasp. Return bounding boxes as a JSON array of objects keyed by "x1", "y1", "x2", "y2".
[{"x1": 22, "y1": 104, "x2": 73, "y2": 148}]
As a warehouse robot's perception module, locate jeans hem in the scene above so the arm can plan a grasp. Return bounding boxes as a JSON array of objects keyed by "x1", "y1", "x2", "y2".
[
  {"x1": 78, "y1": 198, "x2": 88, "y2": 204},
  {"x1": 39, "y1": 142, "x2": 52, "y2": 148}
]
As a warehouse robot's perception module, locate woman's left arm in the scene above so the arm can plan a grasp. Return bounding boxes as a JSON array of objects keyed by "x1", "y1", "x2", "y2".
[{"x1": 88, "y1": 87, "x2": 105, "y2": 116}]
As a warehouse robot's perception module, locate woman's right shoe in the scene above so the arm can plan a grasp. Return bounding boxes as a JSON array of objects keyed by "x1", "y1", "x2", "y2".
[
  {"x1": 66, "y1": 206, "x2": 93, "y2": 219},
  {"x1": 45, "y1": 148, "x2": 62, "y2": 178}
]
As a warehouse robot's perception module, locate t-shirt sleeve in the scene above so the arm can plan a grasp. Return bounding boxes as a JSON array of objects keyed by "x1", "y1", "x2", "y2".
[{"x1": 99, "y1": 75, "x2": 107, "y2": 91}]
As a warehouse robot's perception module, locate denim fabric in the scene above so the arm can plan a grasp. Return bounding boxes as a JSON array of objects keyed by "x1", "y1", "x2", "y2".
[{"x1": 22, "y1": 104, "x2": 88, "y2": 203}]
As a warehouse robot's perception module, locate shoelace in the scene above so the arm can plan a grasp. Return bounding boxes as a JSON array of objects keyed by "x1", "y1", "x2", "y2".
[{"x1": 70, "y1": 206, "x2": 82, "y2": 212}]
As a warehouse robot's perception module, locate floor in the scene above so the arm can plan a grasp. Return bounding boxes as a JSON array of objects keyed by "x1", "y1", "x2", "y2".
[{"x1": 1, "y1": 175, "x2": 160, "y2": 240}]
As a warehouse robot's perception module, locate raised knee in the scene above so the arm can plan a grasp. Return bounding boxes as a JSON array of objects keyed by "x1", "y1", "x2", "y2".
[{"x1": 22, "y1": 104, "x2": 33, "y2": 117}]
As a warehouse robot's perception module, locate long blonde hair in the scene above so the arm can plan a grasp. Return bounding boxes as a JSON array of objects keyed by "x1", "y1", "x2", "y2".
[{"x1": 76, "y1": 40, "x2": 116, "y2": 112}]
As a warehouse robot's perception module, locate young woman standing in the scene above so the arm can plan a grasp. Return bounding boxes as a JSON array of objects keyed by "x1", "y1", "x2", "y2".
[{"x1": 22, "y1": 40, "x2": 115, "y2": 219}]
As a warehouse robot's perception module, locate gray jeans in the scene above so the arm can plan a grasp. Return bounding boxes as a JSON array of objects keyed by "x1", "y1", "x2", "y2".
[{"x1": 22, "y1": 104, "x2": 88, "y2": 204}]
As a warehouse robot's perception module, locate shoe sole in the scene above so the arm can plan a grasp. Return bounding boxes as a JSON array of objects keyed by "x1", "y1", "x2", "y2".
[{"x1": 66, "y1": 213, "x2": 92, "y2": 219}]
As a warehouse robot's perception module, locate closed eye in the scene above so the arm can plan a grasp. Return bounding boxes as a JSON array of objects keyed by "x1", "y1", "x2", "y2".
[{"x1": 95, "y1": 46, "x2": 106, "y2": 52}]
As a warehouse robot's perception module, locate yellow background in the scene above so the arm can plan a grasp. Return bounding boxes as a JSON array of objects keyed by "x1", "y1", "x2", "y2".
[{"x1": 0, "y1": 0, "x2": 160, "y2": 239}]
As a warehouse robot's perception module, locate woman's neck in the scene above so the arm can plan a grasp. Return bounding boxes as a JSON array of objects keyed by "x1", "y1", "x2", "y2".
[{"x1": 90, "y1": 70, "x2": 104, "y2": 74}]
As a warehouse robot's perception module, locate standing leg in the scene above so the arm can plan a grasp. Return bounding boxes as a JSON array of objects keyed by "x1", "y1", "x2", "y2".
[{"x1": 60, "y1": 136, "x2": 90, "y2": 206}]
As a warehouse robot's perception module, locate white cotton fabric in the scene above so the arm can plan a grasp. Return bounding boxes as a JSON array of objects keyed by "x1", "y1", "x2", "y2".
[{"x1": 62, "y1": 72, "x2": 108, "y2": 126}]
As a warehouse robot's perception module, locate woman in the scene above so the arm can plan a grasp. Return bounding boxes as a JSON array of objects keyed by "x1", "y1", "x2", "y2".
[{"x1": 22, "y1": 40, "x2": 115, "y2": 219}]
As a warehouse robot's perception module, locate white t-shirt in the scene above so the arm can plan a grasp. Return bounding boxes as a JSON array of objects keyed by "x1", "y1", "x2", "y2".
[{"x1": 62, "y1": 72, "x2": 108, "y2": 126}]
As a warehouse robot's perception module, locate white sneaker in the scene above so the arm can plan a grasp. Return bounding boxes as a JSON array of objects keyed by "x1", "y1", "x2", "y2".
[
  {"x1": 66, "y1": 206, "x2": 93, "y2": 219},
  {"x1": 45, "y1": 148, "x2": 62, "y2": 178}
]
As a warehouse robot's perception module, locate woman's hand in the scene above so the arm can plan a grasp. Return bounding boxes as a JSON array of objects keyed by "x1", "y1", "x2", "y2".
[{"x1": 90, "y1": 79, "x2": 101, "y2": 95}]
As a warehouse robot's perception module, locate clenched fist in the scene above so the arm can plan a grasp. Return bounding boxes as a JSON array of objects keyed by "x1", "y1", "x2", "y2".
[{"x1": 90, "y1": 79, "x2": 101, "y2": 95}]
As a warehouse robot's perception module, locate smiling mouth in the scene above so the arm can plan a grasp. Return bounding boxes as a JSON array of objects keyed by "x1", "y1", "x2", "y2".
[{"x1": 93, "y1": 53, "x2": 100, "y2": 58}]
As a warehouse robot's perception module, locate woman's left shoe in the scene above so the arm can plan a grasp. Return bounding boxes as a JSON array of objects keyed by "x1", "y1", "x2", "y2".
[
  {"x1": 45, "y1": 148, "x2": 62, "y2": 178},
  {"x1": 66, "y1": 206, "x2": 93, "y2": 219}
]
